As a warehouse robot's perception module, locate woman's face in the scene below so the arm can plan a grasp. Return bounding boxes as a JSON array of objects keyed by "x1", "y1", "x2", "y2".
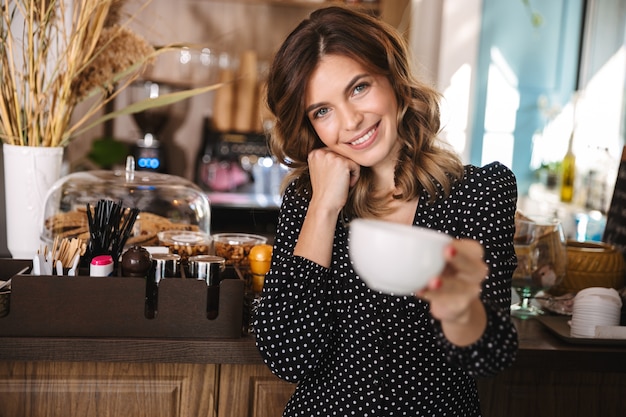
[{"x1": 305, "y1": 54, "x2": 400, "y2": 171}]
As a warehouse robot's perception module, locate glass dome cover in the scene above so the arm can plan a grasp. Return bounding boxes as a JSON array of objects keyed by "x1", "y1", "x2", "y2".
[{"x1": 41, "y1": 158, "x2": 211, "y2": 247}]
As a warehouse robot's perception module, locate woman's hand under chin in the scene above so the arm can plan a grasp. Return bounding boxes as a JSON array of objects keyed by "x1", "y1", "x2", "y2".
[
  {"x1": 307, "y1": 148, "x2": 360, "y2": 213},
  {"x1": 294, "y1": 149, "x2": 360, "y2": 268}
]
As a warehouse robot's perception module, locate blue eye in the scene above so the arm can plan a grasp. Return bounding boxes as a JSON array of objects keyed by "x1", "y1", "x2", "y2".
[
  {"x1": 353, "y1": 83, "x2": 369, "y2": 95},
  {"x1": 313, "y1": 107, "x2": 329, "y2": 119}
]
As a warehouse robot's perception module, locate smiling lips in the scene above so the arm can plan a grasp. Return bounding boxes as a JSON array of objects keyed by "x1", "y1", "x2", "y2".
[{"x1": 349, "y1": 123, "x2": 379, "y2": 148}]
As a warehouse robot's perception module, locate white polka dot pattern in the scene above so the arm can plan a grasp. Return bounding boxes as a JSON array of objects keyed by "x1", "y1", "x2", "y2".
[{"x1": 255, "y1": 162, "x2": 519, "y2": 416}]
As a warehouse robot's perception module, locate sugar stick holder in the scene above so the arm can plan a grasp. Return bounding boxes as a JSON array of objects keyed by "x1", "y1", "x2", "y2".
[{"x1": 0, "y1": 259, "x2": 243, "y2": 338}]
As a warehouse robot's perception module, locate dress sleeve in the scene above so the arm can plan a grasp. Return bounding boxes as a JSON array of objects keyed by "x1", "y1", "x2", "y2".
[
  {"x1": 432, "y1": 162, "x2": 520, "y2": 377},
  {"x1": 254, "y1": 183, "x2": 336, "y2": 382}
]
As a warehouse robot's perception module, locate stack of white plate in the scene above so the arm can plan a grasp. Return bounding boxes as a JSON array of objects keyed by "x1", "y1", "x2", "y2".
[{"x1": 570, "y1": 287, "x2": 623, "y2": 338}]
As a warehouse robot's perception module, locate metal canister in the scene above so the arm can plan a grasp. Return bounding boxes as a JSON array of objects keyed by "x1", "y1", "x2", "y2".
[
  {"x1": 152, "y1": 253, "x2": 181, "y2": 284},
  {"x1": 145, "y1": 253, "x2": 181, "y2": 319},
  {"x1": 187, "y1": 255, "x2": 225, "y2": 284},
  {"x1": 187, "y1": 255, "x2": 226, "y2": 319}
]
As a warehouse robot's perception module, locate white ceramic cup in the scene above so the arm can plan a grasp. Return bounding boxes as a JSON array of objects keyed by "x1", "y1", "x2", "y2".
[{"x1": 349, "y1": 219, "x2": 451, "y2": 295}]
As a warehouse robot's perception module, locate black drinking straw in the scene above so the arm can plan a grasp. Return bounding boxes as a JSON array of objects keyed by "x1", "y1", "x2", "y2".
[
  {"x1": 111, "y1": 207, "x2": 140, "y2": 263},
  {"x1": 86, "y1": 199, "x2": 141, "y2": 265}
]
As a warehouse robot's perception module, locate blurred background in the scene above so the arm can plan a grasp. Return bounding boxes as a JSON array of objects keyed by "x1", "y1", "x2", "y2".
[{"x1": 1, "y1": 0, "x2": 624, "y2": 255}]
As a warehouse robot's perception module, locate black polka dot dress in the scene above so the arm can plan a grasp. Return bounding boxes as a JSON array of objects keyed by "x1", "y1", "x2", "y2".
[{"x1": 255, "y1": 162, "x2": 519, "y2": 416}]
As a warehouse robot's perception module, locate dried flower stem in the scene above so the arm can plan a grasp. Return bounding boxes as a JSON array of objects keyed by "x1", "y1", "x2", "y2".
[{"x1": 0, "y1": 0, "x2": 155, "y2": 147}]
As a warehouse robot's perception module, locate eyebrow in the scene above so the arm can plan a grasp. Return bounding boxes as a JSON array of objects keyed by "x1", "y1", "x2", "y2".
[{"x1": 305, "y1": 73, "x2": 369, "y2": 114}]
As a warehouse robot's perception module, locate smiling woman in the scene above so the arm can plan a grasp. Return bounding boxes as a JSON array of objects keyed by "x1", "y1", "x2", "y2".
[{"x1": 255, "y1": 6, "x2": 519, "y2": 417}]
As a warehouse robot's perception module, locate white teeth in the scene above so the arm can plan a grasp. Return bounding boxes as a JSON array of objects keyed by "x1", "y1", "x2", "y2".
[{"x1": 351, "y1": 128, "x2": 374, "y2": 146}]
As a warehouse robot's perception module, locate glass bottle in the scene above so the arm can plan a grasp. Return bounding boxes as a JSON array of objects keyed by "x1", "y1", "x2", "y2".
[{"x1": 560, "y1": 130, "x2": 576, "y2": 203}]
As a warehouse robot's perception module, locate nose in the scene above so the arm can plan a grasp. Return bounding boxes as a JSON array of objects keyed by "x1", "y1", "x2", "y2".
[{"x1": 339, "y1": 103, "x2": 363, "y2": 131}]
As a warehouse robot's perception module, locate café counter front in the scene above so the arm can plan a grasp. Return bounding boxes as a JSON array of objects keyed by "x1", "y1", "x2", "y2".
[
  {"x1": 1, "y1": 318, "x2": 625, "y2": 416},
  {"x1": 0, "y1": 260, "x2": 624, "y2": 417}
]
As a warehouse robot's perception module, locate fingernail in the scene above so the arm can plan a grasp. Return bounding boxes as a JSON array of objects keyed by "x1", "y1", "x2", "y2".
[{"x1": 431, "y1": 277, "x2": 442, "y2": 290}]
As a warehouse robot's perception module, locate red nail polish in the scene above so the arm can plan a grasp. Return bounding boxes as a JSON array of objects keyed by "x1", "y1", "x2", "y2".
[{"x1": 432, "y1": 277, "x2": 442, "y2": 290}]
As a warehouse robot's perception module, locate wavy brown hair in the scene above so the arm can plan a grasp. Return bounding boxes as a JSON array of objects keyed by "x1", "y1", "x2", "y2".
[{"x1": 266, "y1": 6, "x2": 464, "y2": 218}]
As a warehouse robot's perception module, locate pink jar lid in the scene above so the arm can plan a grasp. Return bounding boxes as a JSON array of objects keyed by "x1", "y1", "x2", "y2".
[{"x1": 91, "y1": 255, "x2": 113, "y2": 266}]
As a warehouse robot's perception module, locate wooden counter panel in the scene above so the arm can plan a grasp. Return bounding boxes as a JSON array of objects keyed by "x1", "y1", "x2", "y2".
[
  {"x1": 478, "y1": 368, "x2": 626, "y2": 417},
  {"x1": 0, "y1": 318, "x2": 625, "y2": 417},
  {"x1": 0, "y1": 362, "x2": 218, "y2": 417},
  {"x1": 218, "y1": 364, "x2": 295, "y2": 417},
  {"x1": 475, "y1": 318, "x2": 626, "y2": 417}
]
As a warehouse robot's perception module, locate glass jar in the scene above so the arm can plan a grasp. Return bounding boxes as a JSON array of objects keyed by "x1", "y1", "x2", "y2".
[
  {"x1": 157, "y1": 230, "x2": 213, "y2": 259},
  {"x1": 212, "y1": 233, "x2": 267, "y2": 266}
]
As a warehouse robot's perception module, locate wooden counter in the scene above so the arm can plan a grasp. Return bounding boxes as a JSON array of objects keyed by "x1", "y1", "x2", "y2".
[{"x1": 0, "y1": 318, "x2": 625, "y2": 417}]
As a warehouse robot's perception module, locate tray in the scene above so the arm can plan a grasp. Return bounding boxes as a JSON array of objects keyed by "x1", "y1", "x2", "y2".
[
  {"x1": 538, "y1": 315, "x2": 626, "y2": 346},
  {"x1": 0, "y1": 260, "x2": 244, "y2": 339}
]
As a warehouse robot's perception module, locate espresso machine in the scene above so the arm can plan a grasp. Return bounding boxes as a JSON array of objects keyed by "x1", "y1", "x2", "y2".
[
  {"x1": 129, "y1": 47, "x2": 216, "y2": 173},
  {"x1": 195, "y1": 116, "x2": 271, "y2": 192},
  {"x1": 129, "y1": 80, "x2": 185, "y2": 173},
  {"x1": 195, "y1": 49, "x2": 283, "y2": 194}
]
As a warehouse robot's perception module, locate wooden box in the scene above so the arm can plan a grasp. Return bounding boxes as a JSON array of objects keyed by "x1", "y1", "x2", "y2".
[{"x1": 0, "y1": 260, "x2": 244, "y2": 339}]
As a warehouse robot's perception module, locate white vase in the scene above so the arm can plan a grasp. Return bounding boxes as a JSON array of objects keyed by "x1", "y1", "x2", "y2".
[{"x1": 3, "y1": 144, "x2": 64, "y2": 259}]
